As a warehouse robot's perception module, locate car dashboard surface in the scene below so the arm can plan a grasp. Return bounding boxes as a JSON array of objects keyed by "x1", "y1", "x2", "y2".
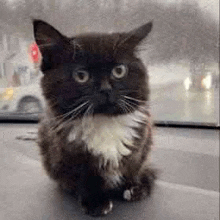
[{"x1": 0, "y1": 123, "x2": 219, "y2": 220}]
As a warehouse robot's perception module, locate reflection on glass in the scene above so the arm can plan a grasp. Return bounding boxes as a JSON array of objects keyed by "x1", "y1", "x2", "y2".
[{"x1": 0, "y1": 0, "x2": 219, "y2": 126}]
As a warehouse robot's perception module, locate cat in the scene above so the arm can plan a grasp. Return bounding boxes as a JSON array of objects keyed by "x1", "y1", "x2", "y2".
[{"x1": 34, "y1": 19, "x2": 156, "y2": 216}]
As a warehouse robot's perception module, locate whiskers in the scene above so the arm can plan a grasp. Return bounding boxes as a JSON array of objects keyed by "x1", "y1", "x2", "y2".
[
  {"x1": 119, "y1": 95, "x2": 148, "y2": 114},
  {"x1": 122, "y1": 95, "x2": 147, "y2": 104},
  {"x1": 82, "y1": 103, "x2": 94, "y2": 130},
  {"x1": 49, "y1": 100, "x2": 93, "y2": 132}
]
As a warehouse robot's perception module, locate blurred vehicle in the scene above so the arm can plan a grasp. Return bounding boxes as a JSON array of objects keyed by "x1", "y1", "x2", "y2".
[
  {"x1": 0, "y1": 87, "x2": 16, "y2": 102},
  {"x1": 184, "y1": 64, "x2": 219, "y2": 91},
  {"x1": 0, "y1": 76, "x2": 45, "y2": 113}
]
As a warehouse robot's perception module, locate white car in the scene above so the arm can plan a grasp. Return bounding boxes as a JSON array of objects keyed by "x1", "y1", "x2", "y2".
[{"x1": 0, "y1": 77, "x2": 45, "y2": 113}]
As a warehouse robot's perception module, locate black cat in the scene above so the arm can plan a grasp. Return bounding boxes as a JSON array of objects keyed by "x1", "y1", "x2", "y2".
[{"x1": 34, "y1": 19, "x2": 156, "y2": 216}]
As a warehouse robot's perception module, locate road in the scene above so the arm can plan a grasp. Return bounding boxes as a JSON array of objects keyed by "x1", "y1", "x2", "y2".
[
  {"x1": 0, "y1": 81, "x2": 219, "y2": 126},
  {"x1": 151, "y1": 83, "x2": 219, "y2": 125}
]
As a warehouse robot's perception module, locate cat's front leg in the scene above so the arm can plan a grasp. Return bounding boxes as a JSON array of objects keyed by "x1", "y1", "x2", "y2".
[
  {"x1": 123, "y1": 167, "x2": 157, "y2": 202},
  {"x1": 78, "y1": 173, "x2": 113, "y2": 216},
  {"x1": 81, "y1": 193, "x2": 113, "y2": 216}
]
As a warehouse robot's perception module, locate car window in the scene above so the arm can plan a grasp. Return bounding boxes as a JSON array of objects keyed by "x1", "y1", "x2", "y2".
[
  {"x1": 0, "y1": 0, "x2": 219, "y2": 127},
  {"x1": 0, "y1": 2, "x2": 219, "y2": 220}
]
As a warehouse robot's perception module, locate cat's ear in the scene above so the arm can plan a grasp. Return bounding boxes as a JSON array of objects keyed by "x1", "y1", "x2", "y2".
[
  {"x1": 33, "y1": 20, "x2": 66, "y2": 51},
  {"x1": 118, "y1": 21, "x2": 153, "y2": 49},
  {"x1": 33, "y1": 20, "x2": 68, "y2": 71},
  {"x1": 130, "y1": 21, "x2": 153, "y2": 44}
]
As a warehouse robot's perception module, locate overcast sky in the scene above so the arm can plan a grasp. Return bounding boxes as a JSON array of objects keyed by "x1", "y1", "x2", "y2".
[
  {"x1": 156, "y1": 0, "x2": 219, "y2": 21},
  {"x1": 6, "y1": 0, "x2": 219, "y2": 21}
]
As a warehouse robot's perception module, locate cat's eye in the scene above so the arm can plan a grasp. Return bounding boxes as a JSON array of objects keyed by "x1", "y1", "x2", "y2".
[
  {"x1": 112, "y1": 64, "x2": 127, "y2": 79},
  {"x1": 73, "y1": 70, "x2": 89, "y2": 83}
]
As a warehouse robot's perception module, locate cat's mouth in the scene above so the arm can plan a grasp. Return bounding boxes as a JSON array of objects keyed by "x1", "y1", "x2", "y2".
[
  {"x1": 91, "y1": 92, "x2": 140, "y2": 115},
  {"x1": 94, "y1": 103, "x2": 120, "y2": 115},
  {"x1": 92, "y1": 92, "x2": 124, "y2": 115}
]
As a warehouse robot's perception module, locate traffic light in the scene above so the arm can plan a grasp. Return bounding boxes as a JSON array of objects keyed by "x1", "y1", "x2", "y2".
[{"x1": 29, "y1": 42, "x2": 41, "y2": 63}]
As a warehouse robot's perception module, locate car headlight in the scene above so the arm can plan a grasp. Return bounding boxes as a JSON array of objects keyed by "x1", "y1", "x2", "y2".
[
  {"x1": 202, "y1": 74, "x2": 212, "y2": 89},
  {"x1": 184, "y1": 77, "x2": 192, "y2": 90}
]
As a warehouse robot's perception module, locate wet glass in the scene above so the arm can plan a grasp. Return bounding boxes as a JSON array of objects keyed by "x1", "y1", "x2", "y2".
[{"x1": 0, "y1": 0, "x2": 219, "y2": 126}]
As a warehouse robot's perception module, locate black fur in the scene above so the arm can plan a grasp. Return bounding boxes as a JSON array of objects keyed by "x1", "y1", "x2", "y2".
[{"x1": 35, "y1": 20, "x2": 157, "y2": 216}]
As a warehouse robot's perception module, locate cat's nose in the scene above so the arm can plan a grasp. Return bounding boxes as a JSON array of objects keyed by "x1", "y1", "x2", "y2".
[
  {"x1": 100, "y1": 89, "x2": 112, "y2": 98},
  {"x1": 99, "y1": 90, "x2": 114, "y2": 104},
  {"x1": 100, "y1": 79, "x2": 112, "y2": 91},
  {"x1": 99, "y1": 79, "x2": 115, "y2": 104},
  {"x1": 99, "y1": 89, "x2": 115, "y2": 105}
]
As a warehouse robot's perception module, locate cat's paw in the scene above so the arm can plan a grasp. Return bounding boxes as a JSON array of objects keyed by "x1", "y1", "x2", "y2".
[
  {"x1": 123, "y1": 186, "x2": 146, "y2": 201},
  {"x1": 123, "y1": 188, "x2": 134, "y2": 201},
  {"x1": 82, "y1": 200, "x2": 113, "y2": 216}
]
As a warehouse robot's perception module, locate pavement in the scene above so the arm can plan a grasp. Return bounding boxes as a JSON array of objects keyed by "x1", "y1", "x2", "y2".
[{"x1": 0, "y1": 123, "x2": 219, "y2": 220}]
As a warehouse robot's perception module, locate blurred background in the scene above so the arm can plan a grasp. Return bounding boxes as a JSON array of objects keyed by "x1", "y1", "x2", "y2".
[{"x1": 0, "y1": 0, "x2": 219, "y2": 126}]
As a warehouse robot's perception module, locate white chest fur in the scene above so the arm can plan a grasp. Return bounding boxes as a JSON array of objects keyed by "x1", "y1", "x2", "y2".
[{"x1": 68, "y1": 110, "x2": 146, "y2": 168}]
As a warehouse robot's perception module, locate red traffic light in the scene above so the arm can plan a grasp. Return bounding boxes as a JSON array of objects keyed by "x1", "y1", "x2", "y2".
[{"x1": 29, "y1": 42, "x2": 41, "y2": 63}]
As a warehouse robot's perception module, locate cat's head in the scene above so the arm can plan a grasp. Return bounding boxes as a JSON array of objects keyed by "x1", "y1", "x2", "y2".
[{"x1": 33, "y1": 20, "x2": 152, "y2": 118}]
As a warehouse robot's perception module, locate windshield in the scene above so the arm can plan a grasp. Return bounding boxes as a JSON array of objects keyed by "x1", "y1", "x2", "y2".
[{"x1": 0, "y1": 0, "x2": 219, "y2": 127}]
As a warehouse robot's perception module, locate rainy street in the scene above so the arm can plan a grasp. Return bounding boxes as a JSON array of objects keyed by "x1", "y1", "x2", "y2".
[{"x1": 151, "y1": 83, "x2": 219, "y2": 125}]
